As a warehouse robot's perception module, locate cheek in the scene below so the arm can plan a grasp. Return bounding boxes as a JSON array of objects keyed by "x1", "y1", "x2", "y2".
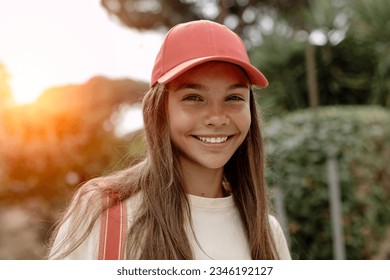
[
  {"x1": 167, "y1": 95, "x2": 179, "y2": 132},
  {"x1": 168, "y1": 104, "x2": 197, "y2": 143},
  {"x1": 169, "y1": 107, "x2": 188, "y2": 131},
  {"x1": 234, "y1": 107, "x2": 251, "y2": 134}
]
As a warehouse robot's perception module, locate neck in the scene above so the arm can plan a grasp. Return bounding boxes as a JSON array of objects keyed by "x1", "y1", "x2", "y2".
[{"x1": 180, "y1": 160, "x2": 225, "y2": 198}]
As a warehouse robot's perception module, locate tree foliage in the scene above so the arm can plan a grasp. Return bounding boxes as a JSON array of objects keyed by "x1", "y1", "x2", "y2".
[
  {"x1": 100, "y1": 0, "x2": 309, "y2": 44},
  {"x1": 0, "y1": 76, "x2": 148, "y2": 208},
  {"x1": 266, "y1": 106, "x2": 390, "y2": 259},
  {"x1": 251, "y1": 0, "x2": 390, "y2": 115},
  {"x1": 0, "y1": 70, "x2": 148, "y2": 258}
]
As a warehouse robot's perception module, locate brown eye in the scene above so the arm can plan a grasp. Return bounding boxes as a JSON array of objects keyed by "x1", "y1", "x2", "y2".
[
  {"x1": 183, "y1": 95, "x2": 203, "y2": 102},
  {"x1": 226, "y1": 95, "x2": 244, "y2": 101}
]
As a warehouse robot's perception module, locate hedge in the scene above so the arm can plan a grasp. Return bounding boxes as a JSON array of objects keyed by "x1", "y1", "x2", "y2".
[{"x1": 265, "y1": 106, "x2": 390, "y2": 259}]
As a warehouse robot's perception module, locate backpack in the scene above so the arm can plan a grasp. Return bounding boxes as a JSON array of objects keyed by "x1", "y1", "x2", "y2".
[{"x1": 97, "y1": 194, "x2": 128, "y2": 260}]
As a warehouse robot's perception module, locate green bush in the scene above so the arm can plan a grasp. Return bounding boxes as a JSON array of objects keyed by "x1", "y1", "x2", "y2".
[{"x1": 265, "y1": 106, "x2": 390, "y2": 259}]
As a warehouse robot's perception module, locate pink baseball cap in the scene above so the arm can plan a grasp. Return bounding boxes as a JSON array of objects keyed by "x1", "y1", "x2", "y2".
[{"x1": 151, "y1": 20, "x2": 268, "y2": 88}]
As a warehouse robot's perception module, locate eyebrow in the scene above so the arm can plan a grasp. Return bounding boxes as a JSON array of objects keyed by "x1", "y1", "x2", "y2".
[
  {"x1": 227, "y1": 83, "x2": 249, "y2": 90},
  {"x1": 176, "y1": 83, "x2": 207, "y2": 91},
  {"x1": 174, "y1": 83, "x2": 249, "y2": 91}
]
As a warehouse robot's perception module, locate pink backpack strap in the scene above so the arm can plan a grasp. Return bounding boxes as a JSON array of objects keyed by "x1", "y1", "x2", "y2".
[{"x1": 98, "y1": 193, "x2": 128, "y2": 260}]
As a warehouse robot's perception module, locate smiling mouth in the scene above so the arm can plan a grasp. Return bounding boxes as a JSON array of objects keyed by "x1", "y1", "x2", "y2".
[{"x1": 194, "y1": 136, "x2": 231, "y2": 144}]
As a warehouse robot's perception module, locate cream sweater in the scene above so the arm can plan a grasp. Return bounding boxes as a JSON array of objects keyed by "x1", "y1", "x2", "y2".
[{"x1": 53, "y1": 192, "x2": 291, "y2": 260}]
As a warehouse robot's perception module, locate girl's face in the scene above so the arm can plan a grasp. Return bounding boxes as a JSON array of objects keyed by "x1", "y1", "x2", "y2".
[{"x1": 167, "y1": 62, "x2": 251, "y2": 172}]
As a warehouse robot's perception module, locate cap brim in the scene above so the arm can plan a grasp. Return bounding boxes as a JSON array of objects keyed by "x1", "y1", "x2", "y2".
[{"x1": 157, "y1": 56, "x2": 268, "y2": 88}]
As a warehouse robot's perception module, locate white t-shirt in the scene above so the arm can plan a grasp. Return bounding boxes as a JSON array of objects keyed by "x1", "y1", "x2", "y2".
[{"x1": 53, "y1": 192, "x2": 291, "y2": 260}]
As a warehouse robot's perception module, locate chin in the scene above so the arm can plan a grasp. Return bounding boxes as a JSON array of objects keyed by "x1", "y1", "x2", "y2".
[{"x1": 198, "y1": 158, "x2": 231, "y2": 170}]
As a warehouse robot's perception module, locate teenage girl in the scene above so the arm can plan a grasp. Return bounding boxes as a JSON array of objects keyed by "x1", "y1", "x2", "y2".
[{"x1": 48, "y1": 20, "x2": 291, "y2": 260}]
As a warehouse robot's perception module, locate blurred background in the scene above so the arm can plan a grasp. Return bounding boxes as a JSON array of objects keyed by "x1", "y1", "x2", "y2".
[{"x1": 0, "y1": 0, "x2": 389, "y2": 259}]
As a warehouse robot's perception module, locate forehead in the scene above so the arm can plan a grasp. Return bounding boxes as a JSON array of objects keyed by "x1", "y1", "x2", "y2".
[{"x1": 167, "y1": 61, "x2": 250, "y2": 90}]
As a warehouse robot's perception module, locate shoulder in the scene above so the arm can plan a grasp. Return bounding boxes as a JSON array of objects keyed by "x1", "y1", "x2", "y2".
[
  {"x1": 268, "y1": 215, "x2": 292, "y2": 260},
  {"x1": 268, "y1": 215, "x2": 285, "y2": 243},
  {"x1": 48, "y1": 180, "x2": 109, "y2": 259},
  {"x1": 123, "y1": 191, "x2": 144, "y2": 224},
  {"x1": 268, "y1": 215, "x2": 282, "y2": 231}
]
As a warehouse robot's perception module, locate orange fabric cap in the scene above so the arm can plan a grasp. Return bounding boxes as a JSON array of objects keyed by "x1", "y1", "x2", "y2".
[{"x1": 151, "y1": 20, "x2": 268, "y2": 88}]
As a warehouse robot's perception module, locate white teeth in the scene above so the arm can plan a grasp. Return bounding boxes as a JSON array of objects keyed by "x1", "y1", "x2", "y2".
[{"x1": 197, "y1": 136, "x2": 229, "y2": 143}]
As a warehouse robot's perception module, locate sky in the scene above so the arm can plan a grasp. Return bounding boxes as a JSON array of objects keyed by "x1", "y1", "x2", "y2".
[{"x1": 0, "y1": 0, "x2": 164, "y2": 104}]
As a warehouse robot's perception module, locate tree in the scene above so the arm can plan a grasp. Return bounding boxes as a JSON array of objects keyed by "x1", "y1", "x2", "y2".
[
  {"x1": 351, "y1": 0, "x2": 390, "y2": 106},
  {"x1": 100, "y1": 0, "x2": 309, "y2": 43},
  {"x1": 0, "y1": 75, "x2": 148, "y2": 259},
  {"x1": 0, "y1": 76, "x2": 148, "y2": 207},
  {"x1": 250, "y1": 0, "x2": 389, "y2": 115}
]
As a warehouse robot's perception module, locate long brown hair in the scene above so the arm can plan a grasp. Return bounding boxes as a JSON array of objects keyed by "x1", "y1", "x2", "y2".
[{"x1": 48, "y1": 83, "x2": 278, "y2": 260}]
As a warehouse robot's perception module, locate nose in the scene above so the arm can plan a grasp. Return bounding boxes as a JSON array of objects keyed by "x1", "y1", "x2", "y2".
[{"x1": 203, "y1": 102, "x2": 230, "y2": 127}]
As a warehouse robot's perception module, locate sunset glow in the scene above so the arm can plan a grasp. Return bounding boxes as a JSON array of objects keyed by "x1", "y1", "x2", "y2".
[
  {"x1": 8, "y1": 58, "x2": 58, "y2": 104},
  {"x1": 0, "y1": 0, "x2": 162, "y2": 105}
]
